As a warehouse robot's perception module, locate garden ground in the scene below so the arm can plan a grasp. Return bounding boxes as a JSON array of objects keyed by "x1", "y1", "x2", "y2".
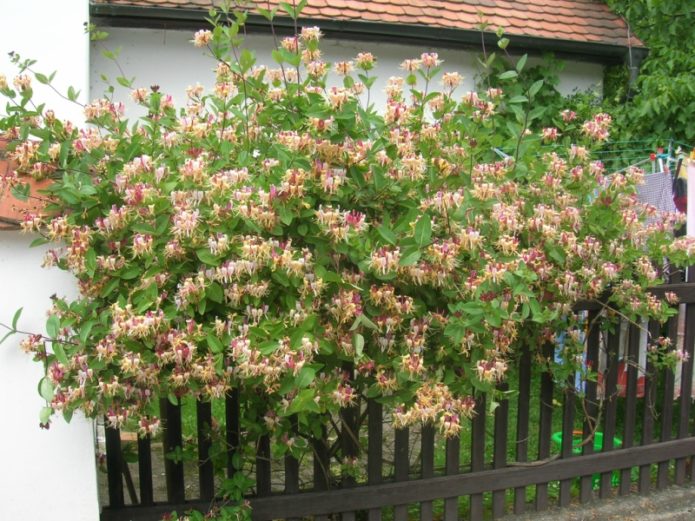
[{"x1": 505, "y1": 481, "x2": 695, "y2": 521}]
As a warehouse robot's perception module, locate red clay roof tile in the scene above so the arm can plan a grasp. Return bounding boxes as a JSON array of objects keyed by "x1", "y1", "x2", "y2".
[{"x1": 92, "y1": 0, "x2": 643, "y2": 48}]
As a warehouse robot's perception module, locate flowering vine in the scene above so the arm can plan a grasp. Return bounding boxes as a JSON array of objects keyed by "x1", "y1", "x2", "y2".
[{"x1": 0, "y1": 3, "x2": 692, "y2": 517}]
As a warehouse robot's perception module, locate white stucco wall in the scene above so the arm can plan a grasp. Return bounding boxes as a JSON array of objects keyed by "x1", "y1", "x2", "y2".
[
  {"x1": 0, "y1": 2, "x2": 99, "y2": 521},
  {"x1": 91, "y1": 27, "x2": 603, "y2": 111}
]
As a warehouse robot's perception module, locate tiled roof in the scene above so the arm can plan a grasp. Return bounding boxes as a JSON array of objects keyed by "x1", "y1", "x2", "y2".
[{"x1": 92, "y1": 0, "x2": 643, "y2": 48}]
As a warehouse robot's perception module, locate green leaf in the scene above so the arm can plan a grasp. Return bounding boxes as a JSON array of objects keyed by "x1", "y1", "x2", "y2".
[
  {"x1": 119, "y1": 266, "x2": 141, "y2": 280},
  {"x1": 296, "y1": 366, "x2": 316, "y2": 388},
  {"x1": 279, "y1": 206, "x2": 294, "y2": 225},
  {"x1": 529, "y1": 79, "x2": 544, "y2": 98},
  {"x1": 79, "y1": 320, "x2": 95, "y2": 344},
  {"x1": 271, "y1": 49, "x2": 285, "y2": 66},
  {"x1": 196, "y1": 249, "x2": 220, "y2": 266},
  {"x1": 285, "y1": 388, "x2": 319, "y2": 415},
  {"x1": 414, "y1": 214, "x2": 432, "y2": 246},
  {"x1": 116, "y1": 76, "x2": 133, "y2": 88},
  {"x1": 38, "y1": 377, "x2": 54, "y2": 401},
  {"x1": 11, "y1": 307, "x2": 23, "y2": 330},
  {"x1": 207, "y1": 282, "x2": 224, "y2": 303},
  {"x1": 10, "y1": 183, "x2": 30, "y2": 202},
  {"x1": 516, "y1": 54, "x2": 528, "y2": 73},
  {"x1": 85, "y1": 249, "x2": 97, "y2": 277},
  {"x1": 360, "y1": 315, "x2": 379, "y2": 331},
  {"x1": 377, "y1": 224, "x2": 397, "y2": 245},
  {"x1": 399, "y1": 249, "x2": 421, "y2": 266},
  {"x1": 352, "y1": 333, "x2": 364, "y2": 358},
  {"x1": 53, "y1": 343, "x2": 68, "y2": 365},
  {"x1": 508, "y1": 95, "x2": 528, "y2": 104},
  {"x1": 29, "y1": 237, "x2": 49, "y2": 248},
  {"x1": 0, "y1": 330, "x2": 15, "y2": 345},
  {"x1": 46, "y1": 315, "x2": 60, "y2": 339},
  {"x1": 35, "y1": 72, "x2": 49, "y2": 85},
  {"x1": 207, "y1": 332, "x2": 224, "y2": 354},
  {"x1": 497, "y1": 37, "x2": 510, "y2": 50},
  {"x1": 498, "y1": 70, "x2": 518, "y2": 80},
  {"x1": 39, "y1": 406, "x2": 53, "y2": 424}
]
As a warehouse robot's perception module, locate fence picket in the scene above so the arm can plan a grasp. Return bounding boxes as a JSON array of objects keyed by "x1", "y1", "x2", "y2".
[
  {"x1": 639, "y1": 320, "x2": 660, "y2": 494},
  {"x1": 285, "y1": 415, "x2": 300, "y2": 521},
  {"x1": 535, "y1": 343, "x2": 555, "y2": 511},
  {"x1": 256, "y1": 434, "x2": 271, "y2": 497},
  {"x1": 559, "y1": 376, "x2": 575, "y2": 507},
  {"x1": 137, "y1": 435, "x2": 153, "y2": 506},
  {"x1": 160, "y1": 398, "x2": 185, "y2": 503},
  {"x1": 340, "y1": 363, "x2": 360, "y2": 521},
  {"x1": 657, "y1": 271, "x2": 684, "y2": 487},
  {"x1": 658, "y1": 302, "x2": 680, "y2": 488},
  {"x1": 196, "y1": 400, "x2": 214, "y2": 501},
  {"x1": 619, "y1": 324, "x2": 640, "y2": 495},
  {"x1": 513, "y1": 345, "x2": 531, "y2": 514},
  {"x1": 368, "y1": 399, "x2": 383, "y2": 521},
  {"x1": 470, "y1": 394, "x2": 486, "y2": 520},
  {"x1": 394, "y1": 428, "x2": 410, "y2": 521},
  {"x1": 600, "y1": 328, "x2": 620, "y2": 498},
  {"x1": 313, "y1": 424, "x2": 331, "y2": 521},
  {"x1": 675, "y1": 300, "x2": 695, "y2": 484},
  {"x1": 492, "y1": 382, "x2": 509, "y2": 519},
  {"x1": 580, "y1": 309, "x2": 600, "y2": 503},
  {"x1": 443, "y1": 436, "x2": 460, "y2": 521},
  {"x1": 105, "y1": 424, "x2": 124, "y2": 508},
  {"x1": 225, "y1": 389, "x2": 240, "y2": 479},
  {"x1": 420, "y1": 424, "x2": 435, "y2": 521}
]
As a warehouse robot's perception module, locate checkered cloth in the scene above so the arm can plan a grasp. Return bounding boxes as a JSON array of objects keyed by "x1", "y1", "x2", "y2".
[{"x1": 636, "y1": 171, "x2": 677, "y2": 215}]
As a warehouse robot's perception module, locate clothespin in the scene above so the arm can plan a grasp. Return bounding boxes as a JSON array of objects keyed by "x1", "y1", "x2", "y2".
[
  {"x1": 657, "y1": 147, "x2": 665, "y2": 172},
  {"x1": 650, "y1": 152, "x2": 657, "y2": 174}
]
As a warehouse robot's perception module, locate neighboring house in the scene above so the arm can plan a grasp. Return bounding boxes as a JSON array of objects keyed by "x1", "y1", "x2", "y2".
[
  {"x1": 90, "y1": 0, "x2": 645, "y2": 109},
  {"x1": 0, "y1": 2, "x2": 643, "y2": 521}
]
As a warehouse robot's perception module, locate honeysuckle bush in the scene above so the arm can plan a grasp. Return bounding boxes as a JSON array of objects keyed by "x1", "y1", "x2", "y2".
[{"x1": 1, "y1": 2, "x2": 694, "y2": 516}]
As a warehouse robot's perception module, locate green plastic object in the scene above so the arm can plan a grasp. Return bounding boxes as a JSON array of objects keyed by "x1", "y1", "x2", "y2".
[
  {"x1": 551, "y1": 431, "x2": 623, "y2": 488},
  {"x1": 551, "y1": 430, "x2": 623, "y2": 455}
]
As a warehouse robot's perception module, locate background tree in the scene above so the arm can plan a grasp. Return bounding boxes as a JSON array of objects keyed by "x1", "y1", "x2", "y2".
[{"x1": 605, "y1": 0, "x2": 695, "y2": 145}]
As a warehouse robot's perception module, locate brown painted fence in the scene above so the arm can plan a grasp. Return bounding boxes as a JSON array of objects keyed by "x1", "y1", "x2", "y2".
[{"x1": 100, "y1": 279, "x2": 695, "y2": 521}]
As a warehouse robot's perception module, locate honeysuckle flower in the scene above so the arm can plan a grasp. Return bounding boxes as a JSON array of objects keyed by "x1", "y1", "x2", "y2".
[
  {"x1": 561, "y1": 109, "x2": 577, "y2": 122},
  {"x1": 13, "y1": 74, "x2": 31, "y2": 91},
  {"x1": 355, "y1": 52, "x2": 375, "y2": 69},
  {"x1": 400, "y1": 58, "x2": 421, "y2": 72},
  {"x1": 281, "y1": 36, "x2": 299, "y2": 53},
  {"x1": 334, "y1": 61, "x2": 354, "y2": 75},
  {"x1": 192, "y1": 29, "x2": 212, "y2": 47},
  {"x1": 437, "y1": 72, "x2": 460, "y2": 91},
  {"x1": 300, "y1": 26, "x2": 322, "y2": 42},
  {"x1": 420, "y1": 52, "x2": 441, "y2": 68}
]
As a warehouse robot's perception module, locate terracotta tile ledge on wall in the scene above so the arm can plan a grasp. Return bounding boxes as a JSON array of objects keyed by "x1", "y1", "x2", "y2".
[{"x1": 0, "y1": 139, "x2": 51, "y2": 231}]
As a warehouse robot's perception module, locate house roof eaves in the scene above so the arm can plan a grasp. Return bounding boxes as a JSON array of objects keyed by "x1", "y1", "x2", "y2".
[{"x1": 89, "y1": 3, "x2": 644, "y2": 65}]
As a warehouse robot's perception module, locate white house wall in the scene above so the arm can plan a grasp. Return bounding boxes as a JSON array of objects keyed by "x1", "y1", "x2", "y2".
[
  {"x1": 0, "y1": 2, "x2": 99, "y2": 521},
  {"x1": 91, "y1": 27, "x2": 603, "y2": 112}
]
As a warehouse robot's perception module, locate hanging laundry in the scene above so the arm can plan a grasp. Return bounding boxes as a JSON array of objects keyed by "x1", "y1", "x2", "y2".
[
  {"x1": 636, "y1": 170, "x2": 677, "y2": 221},
  {"x1": 674, "y1": 157, "x2": 688, "y2": 214}
]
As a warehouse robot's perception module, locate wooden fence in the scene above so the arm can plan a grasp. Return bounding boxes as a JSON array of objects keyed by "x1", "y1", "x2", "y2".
[{"x1": 100, "y1": 280, "x2": 695, "y2": 521}]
